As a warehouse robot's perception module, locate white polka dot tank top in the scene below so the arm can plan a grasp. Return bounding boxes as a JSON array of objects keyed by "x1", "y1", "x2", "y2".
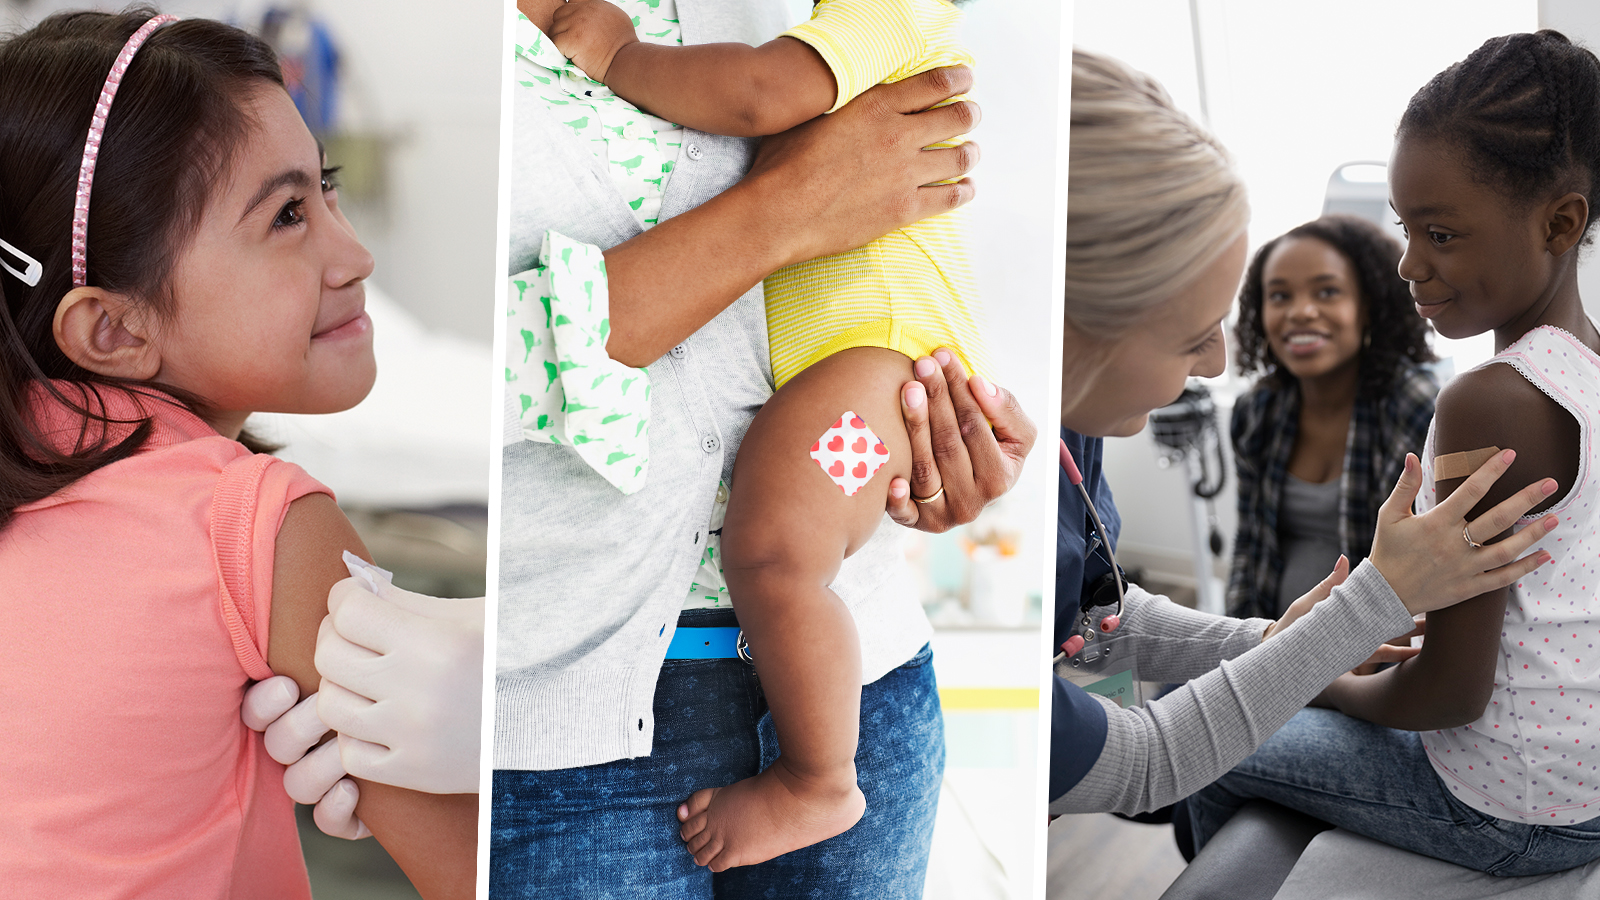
[{"x1": 1417, "y1": 325, "x2": 1600, "y2": 826}]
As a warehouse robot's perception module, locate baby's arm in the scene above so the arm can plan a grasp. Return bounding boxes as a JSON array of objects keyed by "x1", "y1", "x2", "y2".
[
  {"x1": 269, "y1": 494, "x2": 476, "y2": 900},
  {"x1": 547, "y1": 0, "x2": 835, "y2": 137},
  {"x1": 1318, "y1": 364, "x2": 1575, "y2": 730}
]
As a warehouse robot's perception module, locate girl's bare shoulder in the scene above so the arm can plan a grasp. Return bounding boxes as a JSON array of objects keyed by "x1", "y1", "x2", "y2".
[{"x1": 1434, "y1": 361, "x2": 1577, "y2": 519}]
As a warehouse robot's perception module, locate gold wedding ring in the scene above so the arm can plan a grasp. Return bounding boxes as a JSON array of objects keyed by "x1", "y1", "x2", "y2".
[{"x1": 912, "y1": 486, "x2": 945, "y2": 505}]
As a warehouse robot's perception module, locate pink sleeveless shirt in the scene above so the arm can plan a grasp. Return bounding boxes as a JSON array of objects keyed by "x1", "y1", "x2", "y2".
[
  {"x1": 1418, "y1": 326, "x2": 1600, "y2": 826},
  {"x1": 0, "y1": 385, "x2": 325, "y2": 897}
]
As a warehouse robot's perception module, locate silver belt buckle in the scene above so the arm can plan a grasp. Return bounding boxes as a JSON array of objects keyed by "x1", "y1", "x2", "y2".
[{"x1": 735, "y1": 629, "x2": 755, "y2": 663}]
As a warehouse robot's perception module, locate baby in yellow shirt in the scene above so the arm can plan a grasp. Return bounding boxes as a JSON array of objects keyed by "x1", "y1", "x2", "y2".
[{"x1": 549, "y1": 0, "x2": 992, "y2": 870}]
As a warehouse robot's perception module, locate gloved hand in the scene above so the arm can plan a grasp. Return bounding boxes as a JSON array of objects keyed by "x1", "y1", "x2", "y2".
[
  {"x1": 241, "y1": 674, "x2": 371, "y2": 839},
  {"x1": 315, "y1": 573, "x2": 485, "y2": 795}
]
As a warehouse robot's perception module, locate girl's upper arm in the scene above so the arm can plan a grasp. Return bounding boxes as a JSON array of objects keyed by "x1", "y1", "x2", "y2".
[
  {"x1": 268, "y1": 493, "x2": 477, "y2": 900},
  {"x1": 1432, "y1": 363, "x2": 1577, "y2": 523},
  {"x1": 1364, "y1": 364, "x2": 1578, "y2": 725}
]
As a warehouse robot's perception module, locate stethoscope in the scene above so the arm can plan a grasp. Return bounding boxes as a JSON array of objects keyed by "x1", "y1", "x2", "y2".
[{"x1": 1053, "y1": 438, "x2": 1126, "y2": 664}]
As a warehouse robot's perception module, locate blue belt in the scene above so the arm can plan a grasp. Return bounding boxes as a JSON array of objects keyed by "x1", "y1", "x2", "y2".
[{"x1": 665, "y1": 626, "x2": 749, "y2": 660}]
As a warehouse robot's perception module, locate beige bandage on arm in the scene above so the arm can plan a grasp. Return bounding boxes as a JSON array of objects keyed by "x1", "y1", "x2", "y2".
[{"x1": 1433, "y1": 446, "x2": 1502, "y2": 481}]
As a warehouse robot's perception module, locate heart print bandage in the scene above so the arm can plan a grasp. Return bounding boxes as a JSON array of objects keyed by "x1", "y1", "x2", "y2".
[{"x1": 810, "y1": 411, "x2": 890, "y2": 496}]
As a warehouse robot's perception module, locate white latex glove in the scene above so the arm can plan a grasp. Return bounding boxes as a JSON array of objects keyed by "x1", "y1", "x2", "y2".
[
  {"x1": 240, "y1": 674, "x2": 372, "y2": 839},
  {"x1": 314, "y1": 570, "x2": 485, "y2": 795}
]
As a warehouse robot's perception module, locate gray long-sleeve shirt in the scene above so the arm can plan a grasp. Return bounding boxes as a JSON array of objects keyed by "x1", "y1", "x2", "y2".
[{"x1": 1050, "y1": 560, "x2": 1415, "y2": 815}]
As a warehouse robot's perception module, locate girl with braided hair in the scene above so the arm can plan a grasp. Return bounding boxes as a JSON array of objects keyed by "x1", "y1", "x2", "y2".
[{"x1": 1190, "y1": 30, "x2": 1600, "y2": 875}]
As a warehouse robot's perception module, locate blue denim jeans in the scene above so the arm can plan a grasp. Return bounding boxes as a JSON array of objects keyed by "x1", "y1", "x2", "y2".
[
  {"x1": 490, "y1": 615, "x2": 944, "y2": 899},
  {"x1": 1187, "y1": 707, "x2": 1600, "y2": 876}
]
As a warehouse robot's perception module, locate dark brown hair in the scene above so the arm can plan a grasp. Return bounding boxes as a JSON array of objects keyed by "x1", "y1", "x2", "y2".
[
  {"x1": 1233, "y1": 215, "x2": 1435, "y2": 393},
  {"x1": 0, "y1": 8, "x2": 284, "y2": 528}
]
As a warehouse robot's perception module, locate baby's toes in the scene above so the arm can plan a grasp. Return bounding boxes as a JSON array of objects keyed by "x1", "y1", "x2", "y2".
[
  {"x1": 690, "y1": 833, "x2": 722, "y2": 868},
  {"x1": 682, "y1": 786, "x2": 716, "y2": 818}
]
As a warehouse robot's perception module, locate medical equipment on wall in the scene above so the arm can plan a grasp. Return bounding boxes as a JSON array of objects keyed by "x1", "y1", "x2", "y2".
[
  {"x1": 259, "y1": 6, "x2": 341, "y2": 134},
  {"x1": 1055, "y1": 439, "x2": 1143, "y2": 708},
  {"x1": 1323, "y1": 161, "x2": 1405, "y2": 246},
  {"x1": 1148, "y1": 382, "x2": 1227, "y2": 615}
]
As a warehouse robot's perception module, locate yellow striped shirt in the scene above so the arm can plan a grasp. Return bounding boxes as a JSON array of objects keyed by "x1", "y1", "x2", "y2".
[{"x1": 766, "y1": 0, "x2": 990, "y2": 388}]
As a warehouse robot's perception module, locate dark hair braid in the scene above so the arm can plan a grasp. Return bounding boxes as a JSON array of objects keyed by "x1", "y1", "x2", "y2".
[
  {"x1": 1234, "y1": 215, "x2": 1435, "y2": 395},
  {"x1": 1400, "y1": 30, "x2": 1600, "y2": 241}
]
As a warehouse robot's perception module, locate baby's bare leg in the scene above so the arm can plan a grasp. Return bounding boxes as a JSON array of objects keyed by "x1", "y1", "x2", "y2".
[{"x1": 676, "y1": 347, "x2": 915, "y2": 871}]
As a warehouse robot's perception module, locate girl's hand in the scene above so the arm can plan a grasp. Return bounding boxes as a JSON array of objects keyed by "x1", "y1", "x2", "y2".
[
  {"x1": 1261, "y1": 557, "x2": 1425, "y2": 671},
  {"x1": 548, "y1": 0, "x2": 637, "y2": 83},
  {"x1": 887, "y1": 349, "x2": 1036, "y2": 531},
  {"x1": 1263, "y1": 555, "x2": 1349, "y2": 642},
  {"x1": 1369, "y1": 451, "x2": 1558, "y2": 616},
  {"x1": 745, "y1": 66, "x2": 980, "y2": 269},
  {"x1": 1350, "y1": 619, "x2": 1425, "y2": 675}
]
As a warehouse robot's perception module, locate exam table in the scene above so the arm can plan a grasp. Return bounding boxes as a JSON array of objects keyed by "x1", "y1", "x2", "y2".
[{"x1": 1161, "y1": 801, "x2": 1600, "y2": 900}]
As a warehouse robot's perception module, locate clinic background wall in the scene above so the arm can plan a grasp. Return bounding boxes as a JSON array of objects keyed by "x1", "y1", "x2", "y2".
[
  {"x1": 1543, "y1": 0, "x2": 1600, "y2": 325},
  {"x1": 0, "y1": 0, "x2": 503, "y2": 346},
  {"x1": 1075, "y1": 1, "x2": 1540, "y2": 591}
]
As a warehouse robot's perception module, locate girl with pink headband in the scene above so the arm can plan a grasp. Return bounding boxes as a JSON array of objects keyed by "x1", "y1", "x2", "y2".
[{"x1": 0, "y1": 9, "x2": 473, "y2": 898}]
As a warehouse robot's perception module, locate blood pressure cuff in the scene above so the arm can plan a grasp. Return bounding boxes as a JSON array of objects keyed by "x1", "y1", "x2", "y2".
[{"x1": 1050, "y1": 674, "x2": 1109, "y2": 801}]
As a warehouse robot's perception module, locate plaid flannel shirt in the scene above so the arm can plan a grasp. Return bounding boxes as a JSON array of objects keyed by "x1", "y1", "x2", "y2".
[{"x1": 1226, "y1": 363, "x2": 1439, "y2": 620}]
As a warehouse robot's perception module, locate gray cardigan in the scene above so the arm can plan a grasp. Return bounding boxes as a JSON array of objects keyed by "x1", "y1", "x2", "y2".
[
  {"x1": 1050, "y1": 560, "x2": 1415, "y2": 815},
  {"x1": 494, "y1": 0, "x2": 931, "y2": 771}
]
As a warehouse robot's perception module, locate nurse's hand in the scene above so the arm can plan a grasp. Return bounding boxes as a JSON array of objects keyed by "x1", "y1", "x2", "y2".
[
  {"x1": 314, "y1": 578, "x2": 485, "y2": 795},
  {"x1": 1262, "y1": 556, "x2": 1421, "y2": 669},
  {"x1": 1369, "y1": 451, "x2": 1558, "y2": 615},
  {"x1": 887, "y1": 348, "x2": 1036, "y2": 531},
  {"x1": 241, "y1": 675, "x2": 371, "y2": 840}
]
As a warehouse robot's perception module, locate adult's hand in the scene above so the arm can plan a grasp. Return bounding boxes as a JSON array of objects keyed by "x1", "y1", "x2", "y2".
[
  {"x1": 743, "y1": 65, "x2": 981, "y2": 265},
  {"x1": 1261, "y1": 556, "x2": 1421, "y2": 670},
  {"x1": 886, "y1": 348, "x2": 1035, "y2": 531},
  {"x1": 241, "y1": 674, "x2": 371, "y2": 840},
  {"x1": 605, "y1": 66, "x2": 981, "y2": 366},
  {"x1": 314, "y1": 578, "x2": 485, "y2": 795},
  {"x1": 1369, "y1": 451, "x2": 1558, "y2": 615}
]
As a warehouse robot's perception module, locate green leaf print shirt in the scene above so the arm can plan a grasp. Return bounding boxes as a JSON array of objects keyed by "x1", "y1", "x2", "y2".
[
  {"x1": 503, "y1": 1, "x2": 728, "y2": 609},
  {"x1": 503, "y1": 3, "x2": 685, "y2": 494}
]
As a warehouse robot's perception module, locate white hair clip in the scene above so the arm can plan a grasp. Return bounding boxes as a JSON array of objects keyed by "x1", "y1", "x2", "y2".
[{"x1": 0, "y1": 238, "x2": 41, "y2": 287}]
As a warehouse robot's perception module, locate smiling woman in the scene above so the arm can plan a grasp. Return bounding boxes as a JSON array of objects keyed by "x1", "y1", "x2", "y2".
[{"x1": 1228, "y1": 215, "x2": 1438, "y2": 619}]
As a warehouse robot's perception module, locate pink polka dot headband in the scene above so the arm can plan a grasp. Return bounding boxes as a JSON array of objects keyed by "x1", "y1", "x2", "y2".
[{"x1": 68, "y1": 14, "x2": 179, "y2": 288}]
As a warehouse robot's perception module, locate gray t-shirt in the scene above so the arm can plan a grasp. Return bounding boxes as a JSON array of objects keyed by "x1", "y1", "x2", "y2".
[{"x1": 1276, "y1": 473, "x2": 1343, "y2": 615}]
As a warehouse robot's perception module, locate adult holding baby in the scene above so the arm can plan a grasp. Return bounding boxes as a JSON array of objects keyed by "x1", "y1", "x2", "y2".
[
  {"x1": 489, "y1": 1, "x2": 1034, "y2": 897},
  {"x1": 1050, "y1": 48, "x2": 1558, "y2": 818}
]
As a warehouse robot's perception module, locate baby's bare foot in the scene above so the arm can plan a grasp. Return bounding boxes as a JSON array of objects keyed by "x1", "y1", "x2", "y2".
[{"x1": 675, "y1": 757, "x2": 865, "y2": 871}]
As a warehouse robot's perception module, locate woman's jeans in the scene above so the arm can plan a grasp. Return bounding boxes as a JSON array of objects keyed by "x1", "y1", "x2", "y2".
[
  {"x1": 1188, "y1": 707, "x2": 1600, "y2": 876},
  {"x1": 490, "y1": 620, "x2": 944, "y2": 898}
]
